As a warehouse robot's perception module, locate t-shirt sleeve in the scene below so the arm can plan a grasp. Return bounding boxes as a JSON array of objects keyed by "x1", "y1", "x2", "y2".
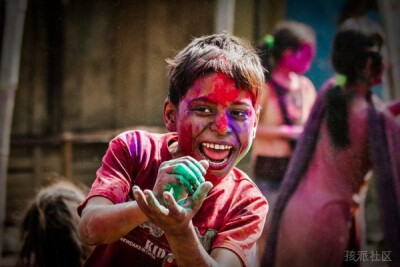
[
  {"x1": 77, "y1": 134, "x2": 136, "y2": 215},
  {"x1": 212, "y1": 186, "x2": 268, "y2": 267}
]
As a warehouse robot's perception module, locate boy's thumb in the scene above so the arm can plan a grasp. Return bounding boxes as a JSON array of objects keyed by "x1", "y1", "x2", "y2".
[
  {"x1": 193, "y1": 181, "x2": 213, "y2": 204},
  {"x1": 199, "y1": 159, "x2": 209, "y2": 170}
]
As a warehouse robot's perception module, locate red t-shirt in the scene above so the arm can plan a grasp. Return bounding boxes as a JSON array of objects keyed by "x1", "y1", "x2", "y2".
[{"x1": 78, "y1": 130, "x2": 268, "y2": 267}]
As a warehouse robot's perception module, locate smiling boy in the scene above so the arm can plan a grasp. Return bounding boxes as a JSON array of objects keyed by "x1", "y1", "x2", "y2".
[{"x1": 78, "y1": 33, "x2": 268, "y2": 267}]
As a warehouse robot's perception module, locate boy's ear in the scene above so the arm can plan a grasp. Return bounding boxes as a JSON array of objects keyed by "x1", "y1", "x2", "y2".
[
  {"x1": 163, "y1": 99, "x2": 177, "y2": 132},
  {"x1": 252, "y1": 107, "x2": 261, "y2": 139}
]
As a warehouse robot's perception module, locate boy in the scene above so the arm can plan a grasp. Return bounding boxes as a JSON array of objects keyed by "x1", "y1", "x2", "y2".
[{"x1": 78, "y1": 33, "x2": 268, "y2": 267}]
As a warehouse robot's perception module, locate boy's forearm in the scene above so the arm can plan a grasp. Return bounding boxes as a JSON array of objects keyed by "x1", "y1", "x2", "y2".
[
  {"x1": 164, "y1": 221, "x2": 217, "y2": 267},
  {"x1": 79, "y1": 199, "x2": 147, "y2": 245}
]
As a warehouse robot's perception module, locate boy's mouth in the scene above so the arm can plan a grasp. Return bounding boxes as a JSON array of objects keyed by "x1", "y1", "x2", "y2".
[{"x1": 200, "y1": 142, "x2": 233, "y2": 166}]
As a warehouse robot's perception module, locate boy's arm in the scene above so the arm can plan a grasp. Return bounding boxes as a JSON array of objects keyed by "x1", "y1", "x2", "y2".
[
  {"x1": 166, "y1": 222, "x2": 242, "y2": 267},
  {"x1": 133, "y1": 185, "x2": 242, "y2": 267},
  {"x1": 79, "y1": 196, "x2": 147, "y2": 245}
]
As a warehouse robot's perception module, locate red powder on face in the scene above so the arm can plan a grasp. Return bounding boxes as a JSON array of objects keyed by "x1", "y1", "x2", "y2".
[
  {"x1": 279, "y1": 43, "x2": 316, "y2": 74},
  {"x1": 209, "y1": 73, "x2": 253, "y2": 106},
  {"x1": 174, "y1": 72, "x2": 257, "y2": 181}
]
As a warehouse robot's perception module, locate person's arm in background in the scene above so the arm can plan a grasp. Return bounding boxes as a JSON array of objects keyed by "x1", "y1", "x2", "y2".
[
  {"x1": 300, "y1": 76, "x2": 317, "y2": 123},
  {"x1": 256, "y1": 124, "x2": 303, "y2": 139},
  {"x1": 387, "y1": 99, "x2": 400, "y2": 117},
  {"x1": 255, "y1": 81, "x2": 309, "y2": 140}
]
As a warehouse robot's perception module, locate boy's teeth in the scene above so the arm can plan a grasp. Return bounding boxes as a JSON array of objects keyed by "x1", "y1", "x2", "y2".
[
  {"x1": 202, "y1": 143, "x2": 232, "y2": 150},
  {"x1": 201, "y1": 142, "x2": 232, "y2": 162}
]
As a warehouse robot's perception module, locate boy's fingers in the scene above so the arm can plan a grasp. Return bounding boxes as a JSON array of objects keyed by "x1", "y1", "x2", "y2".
[
  {"x1": 186, "y1": 157, "x2": 207, "y2": 174},
  {"x1": 163, "y1": 157, "x2": 207, "y2": 184},
  {"x1": 144, "y1": 190, "x2": 169, "y2": 215},
  {"x1": 182, "y1": 158, "x2": 208, "y2": 185},
  {"x1": 173, "y1": 164, "x2": 199, "y2": 191},
  {"x1": 199, "y1": 159, "x2": 209, "y2": 171},
  {"x1": 133, "y1": 187, "x2": 150, "y2": 211},
  {"x1": 171, "y1": 156, "x2": 207, "y2": 174},
  {"x1": 163, "y1": 191, "x2": 182, "y2": 216},
  {"x1": 166, "y1": 176, "x2": 190, "y2": 199},
  {"x1": 192, "y1": 181, "x2": 213, "y2": 205},
  {"x1": 177, "y1": 159, "x2": 203, "y2": 182},
  {"x1": 176, "y1": 175, "x2": 194, "y2": 195},
  {"x1": 132, "y1": 186, "x2": 144, "y2": 200},
  {"x1": 186, "y1": 159, "x2": 206, "y2": 184}
]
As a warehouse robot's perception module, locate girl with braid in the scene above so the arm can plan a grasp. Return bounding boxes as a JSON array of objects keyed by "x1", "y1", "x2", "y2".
[
  {"x1": 251, "y1": 21, "x2": 317, "y2": 259},
  {"x1": 263, "y1": 17, "x2": 400, "y2": 266}
]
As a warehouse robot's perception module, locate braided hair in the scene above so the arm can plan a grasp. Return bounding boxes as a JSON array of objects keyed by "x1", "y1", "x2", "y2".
[{"x1": 326, "y1": 17, "x2": 384, "y2": 148}]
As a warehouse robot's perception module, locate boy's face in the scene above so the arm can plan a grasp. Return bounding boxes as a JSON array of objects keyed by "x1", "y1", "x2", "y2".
[{"x1": 165, "y1": 72, "x2": 259, "y2": 181}]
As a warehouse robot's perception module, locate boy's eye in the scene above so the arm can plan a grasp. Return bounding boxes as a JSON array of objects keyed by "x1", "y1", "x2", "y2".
[
  {"x1": 231, "y1": 110, "x2": 248, "y2": 119},
  {"x1": 193, "y1": 106, "x2": 213, "y2": 115}
]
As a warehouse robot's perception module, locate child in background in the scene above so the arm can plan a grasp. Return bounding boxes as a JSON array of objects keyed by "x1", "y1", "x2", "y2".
[
  {"x1": 78, "y1": 33, "x2": 268, "y2": 267},
  {"x1": 251, "y1": 20, "x2": 317, "y2": 259},
  {"x1": 264, "y1": 17, "x2": 400, "y2": 266},
  {"x1": 17, "y1": 180, "x2": 91, "y2": 267}
]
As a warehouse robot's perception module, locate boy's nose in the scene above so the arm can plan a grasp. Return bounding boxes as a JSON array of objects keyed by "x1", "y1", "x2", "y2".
[{"x1": 211, "y1": 112, "x2": 232, "y2": 135}]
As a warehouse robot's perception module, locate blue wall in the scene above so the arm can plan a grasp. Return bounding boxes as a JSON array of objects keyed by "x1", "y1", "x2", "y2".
[{"x1": 286, "y1": 0, "x2": 383, "y2": 97}]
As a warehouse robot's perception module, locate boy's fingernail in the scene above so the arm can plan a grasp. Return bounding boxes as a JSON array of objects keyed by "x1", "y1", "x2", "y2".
[
  {"x1": 204, "y1": 181, "x2": 213, "y2": 191},
  {"x1": 163, "y1": 192, "x2": 170, "y2": 201},
  {"x1": 200, "y1": 160, "x2": 209, "y2": 169}
]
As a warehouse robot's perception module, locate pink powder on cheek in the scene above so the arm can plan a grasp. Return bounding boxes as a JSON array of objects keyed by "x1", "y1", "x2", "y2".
[
  {"x1": 280, "y1": 43, "x2": 315, "y2": 74},
  {"x1": 295, "y1": 44, "x2": 315, "y2": 72}
]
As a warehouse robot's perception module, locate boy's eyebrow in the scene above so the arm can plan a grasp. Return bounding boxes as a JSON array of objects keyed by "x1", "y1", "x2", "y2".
[
  {"x1": 189, "y1": 97, "x2": 252, "y2": 107},
  {"x1": 189, "y1": 97, "x2": 212, "y2": 104}
]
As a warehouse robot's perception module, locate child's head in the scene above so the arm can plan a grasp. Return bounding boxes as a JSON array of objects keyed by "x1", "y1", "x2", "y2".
[
  {"x1": 164, "y1": 33, "x2": 264, "y2": 180},
  {"x1": 17, "y1": 180, "x2": 91, "y2": 267},
  {"x1": 167, "y1": 33, "x2": 265, "y2": 108},
  {"x1": 332, "y1": 17, "x2": 385, "y2": 86},
  {"x1": 259, "y1": 21, "x2": 316, "y2": 76},
  {"x1": 325, "y1": 17, "x2": 386, "y2": 149}
]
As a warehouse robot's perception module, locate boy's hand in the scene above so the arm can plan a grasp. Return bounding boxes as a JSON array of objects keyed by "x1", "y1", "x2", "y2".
[
  {"x1": 132, "y1": 181, "x2": 213, "y2": 235},
  {"x1": 153, "y1": 156, "x2": 209, "y2": 203}
]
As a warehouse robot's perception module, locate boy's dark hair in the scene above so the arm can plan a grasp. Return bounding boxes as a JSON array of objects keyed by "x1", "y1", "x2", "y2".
[
  {"x1": 258, "y1": 21, "x2": 315, "y2": 79},
  {"x1": 166, "y1": 33, "x2": 265, "y2": 107},
  {"x1": 17, "y1": 180, "x2": 91, "y2": 267},
  {"x1": 326, "y1": 17, "x2": 384, "y2": 148}
]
